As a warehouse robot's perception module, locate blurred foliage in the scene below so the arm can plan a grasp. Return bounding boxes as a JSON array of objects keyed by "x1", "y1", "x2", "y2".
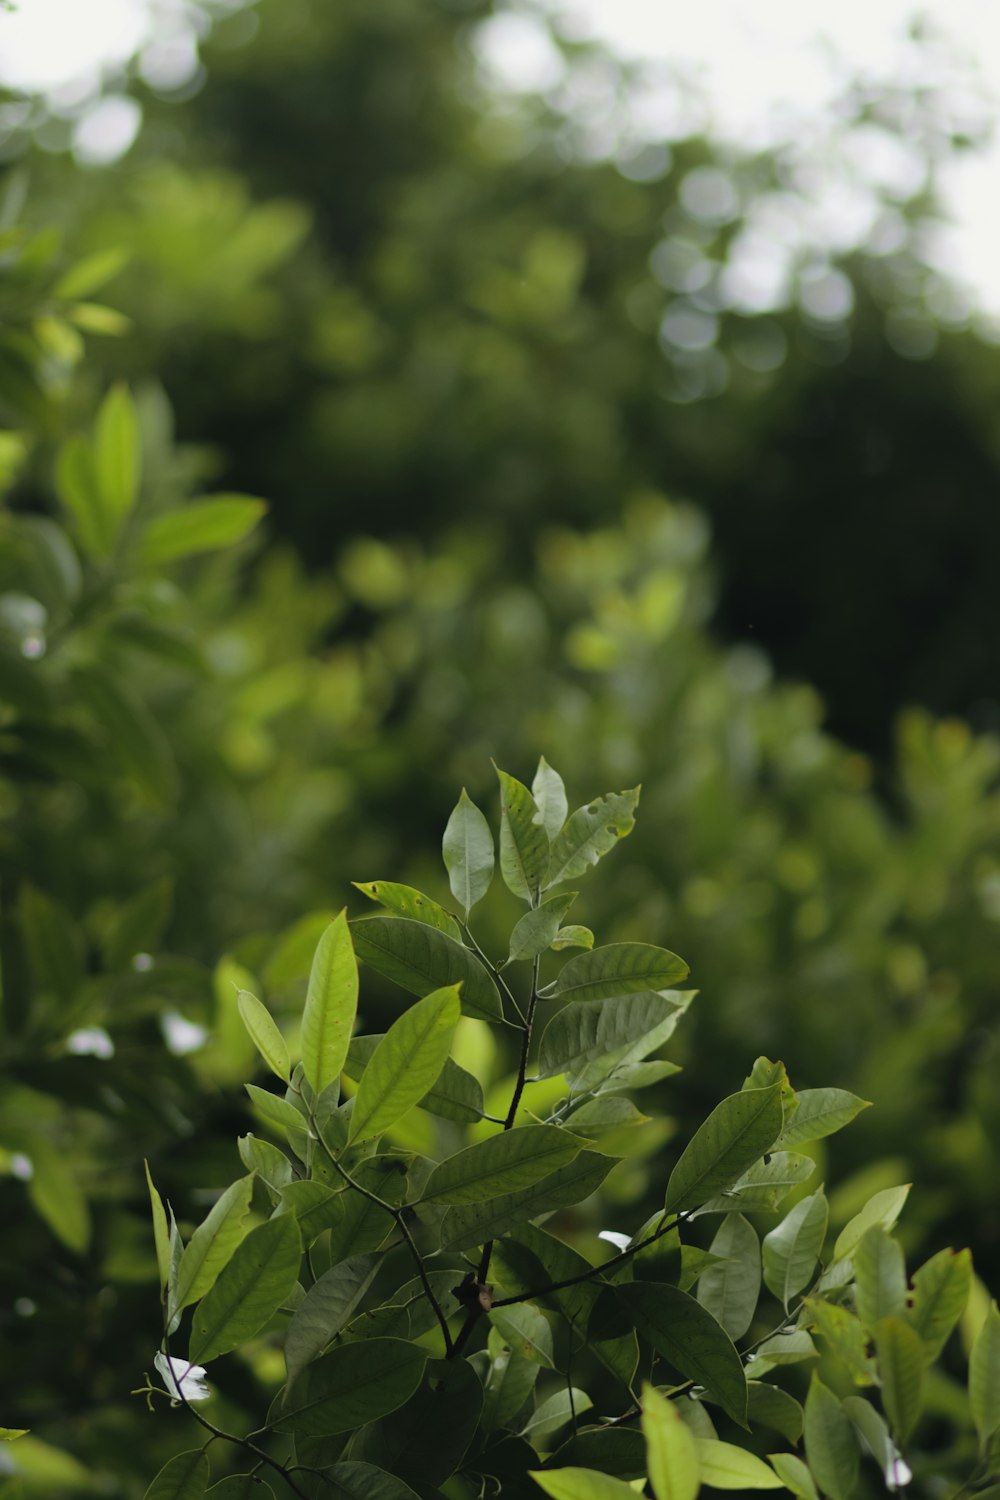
[{"x1": 2, "y1": 1, "x2": 1000, "y2": 1495}]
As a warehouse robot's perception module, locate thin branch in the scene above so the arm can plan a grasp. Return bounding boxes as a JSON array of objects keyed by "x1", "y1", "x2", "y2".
[
  {"x1": 461, "y1": 920, "x2": 526, "y2": 1024},
  {"x1": 491, "y1": 1210, "x2": 685, "y2": 1308}
]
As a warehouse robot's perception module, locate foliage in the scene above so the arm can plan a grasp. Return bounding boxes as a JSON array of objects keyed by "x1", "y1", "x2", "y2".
[{"x1": 138, "y1": 766, "x2": 994, "y2": 1500}]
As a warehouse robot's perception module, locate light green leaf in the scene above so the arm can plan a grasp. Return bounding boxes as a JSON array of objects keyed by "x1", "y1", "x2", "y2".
[
  {"x1": 284, "y1": 1253, "x2": 381, "y2": 1385},
  {"x1": 873, "y1": 1315, "x2": 925, "y2": 1444},
  {"x1": 274, "y1": 1181, "x2": 342, "y2": 1243},
  {"x1": 189, "y1": 1212, "x2": 301, "y2": 1363},
  {"x1": 54, "y1": 245, "x2": 129, "y2": 299},
  {"x1": 275, "y1": 1337, "x2": 428, "y2": 1435},
  {"x1": 94, "y1": 384, "x2": 139, "y2": 532},
  {"x1": 442, "y1": 788, "x2": 494, "y2": 915},
  {"x1": 507, "y1": 892, "x2": 577, "y2": 964},
  {"x1": 617, "y1": 1282, "x2": 748, "y2": 1427},
  {"x1": 551, "y1": 925, "x2": 595, "y2": 951},
  {"x1": 540, "y1": 943, "x2": 688, "y2": 1003},
  {"x1": 522, "y1": 1387, "x2": 594, "y2": 1440},
  {"x1": 496, "y1": 766, "x2": 550, "y2": 900},
  {"x1": 803, "y1": 1376, "x2": 858, "y2": 1500},
  {"x1": 802, "y1": 1300, "x2": 873, "y2": 1386},
  {"x1": 349, "y1": 984, "x2": 461, "y2": 1144},
  {"x1": 0, "y1": 1429, "x2": 28, "y2": 1441},
  {"x1": 544, "y1": 787, "x2": 640, "y2": 889},
  {"x1": 530, "y1": 1469, "x2": 642, "y2": 1500},
  {"x1": 145, "y1": 1160, "x2": 171, "y2": 1295},
  {"x1": 778, "y1": 1089, "x2": 870, "y2": 1149},
  {"x1": 25, "y1": 1139, "x2": 90, "y2": 1252},
  {"x1": 840, "y1": 1397, "x2": 899, "y2": 1491},
  {"x1": 171, "y1": 1175, "x2": 254, "y2": 1317},
  {"x1": 352, "y1": 881, "x2": 462, "y2": 940},
  {"x1": 753, "y1": 1329, "x2": 818, "y2": 1368},
  {"x1": 642, "y1": 1383, "x2": 700, "y2": 1500},
  {"x1": 440, "y1": 1150, "x2": 615, "y2": 1251},
  {"x1": 532, "y1": 756, "x2": 569, "y2": 840},
  {"x1": 237, "y1": 1135, "x2": 293, "y2": 1199},
  {"x1": 301, "y1": 911, "x2": 358, "y2": 1095},
  {"x1": 422, "y1": 1125, "x2": 582, "y2": 1204},
  {"x1": 970, "y1": 1300, "x2": 1000, "y2": 1449},
  {"x1": 351, "y1": 916, "x2": 501, "y2": 1022},
  {"x1": 833, "y1": 1184, "x2": 910, "y2": 1263},
  {"x1": 138, "y1": 496, "x2": 266, "y2": 564},
  {"x1": 55, "y1": 435, "x2": 106, "y2": 554},
  {"x1": 482, "y1": 1331, "x2": 539, "y2": 1430},
  {"x1": 762, "y1": 1191, "x2": 828, "y2": 1309},
  {"x1": 747, "y1": 1382, "x2": 803, "y2": 1443},
  {"x1": 490, "y1": 1303, "x2": 555, "y2": 1367},
  {"x1": 695, "y1": 1439, "x2": 782, "y2": 1489},
  {"x1": 696, "y1": 1152, "x2": 815, "y2": 1215},
  {"x1": 854, "y1": 1227, "x2": 906, "y2": 1332},
  {"x1": 237, "y1": 989, "x2": 290, "y2": 1083},
  {"x1": 767, "y1": 1452, "x2": 819, "y2": 1500},
  {"x1": 143, "y1": 1449, "x2": 210, "y2": 1499},
  {"x1": 344, "y1": 1033, "x2": 483, "y2": 1123},
  {"x1": 908, "y1": 1247, "x2": 972, "y2": 1359},
  {"x1": 665, "y1": 1087, "x2": 784, "y2": 1214},
  {"x1": 538, "y1": 992, "x2": 687, "y2": 1081},
  {"x1": 245, "y1": 1085, "x2": 304, "y2": 1138},
  {"x1": 697, "y1": 1213, "x2": 760, "y2": 1340}
]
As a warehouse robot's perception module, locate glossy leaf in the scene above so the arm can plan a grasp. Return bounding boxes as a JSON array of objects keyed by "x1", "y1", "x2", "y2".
[
  {"x1": 440, "y1": 1150, "x2": 615, "y2": 1250},
  {"x1": 540, "y1": 943, "x2": 688, "y2": 1002},
  {"x1": 143, "y1": 1450, "x2": 210, "y2": 1500},
  {"x1": 442, "y1": 788, "x2": 494, "y2": 914},
  {"x1": 642, "y1": 1383, "x2": 700, "y2": 1500},
  {"x1": 352, "y1": 880, "x2": 462, "y2": 940},
  {"x1": 538, "y1": 991, "x2": 686, "y2": 1080},
  {"x1": 285, "y1": 1253, "x2": 381, "y2": 1385},
  {"x1": 275, "y1": 1338, "x2": 428, "y2": 1435},
  {"x1": 349, "y1": 984, "x2": 460, "y2": 1143},
  {"x1": 497, "y1": 766, "x2": 550, "y2": 899},
  {"x1": 138, "y1": 496, "x2": 265, "y2": 564},
  {"x1": 237, "y1": 989, "x2": 290, "y2": 1083},
  {"x1": 507, "y1": 891, "x2": 577, "y2": 964},
  {"x1": 695, "y1": 1440, "x2": 782, "y2": 1490},
  {"x1": 171, "y1": 1175, "x2": 254, "y2": 1317},
  {"x1": 531, "y1": 1470, "x2": 641, "y2": 1500},
  {"x1": 351, "y1": 917, "x2": 501, "y2": 1022},
  {"x1": 145, "y1": 1160, "x2": 171, "y2": 1295},
  {"x1": 189, "y1": 1212, "x2": 301, "y2": 1362},
  {"x1": 532, "y1": 756, "x2": 569, "y2": 840},
  {"x1": 617, "y1": 1282, "x2": 748, "y2": 1427},
  {"x1": 665, "y1": 1086, "x2": 783, "y2": 1213},
  {"x1": 421, "y1": 1125, "x2": 582, "y2": 1204},
  {"x1": 854, "y1": 1227, "x2": 906, "y2": 1331},
  {"x1": 970, "y1": 1300, "x2": 1000, "y2": 1449},
  {"x1": 833, "y1": 1184, "x2": 910, "y2": 1263},
  {"x1": 490, "y1": 1303, "x2": 555, "y2": 1367},
  {"x1": 767, "y1": 1453, "x2": 819, "y2": 1500},
  {"x1": 544, "y1": 787, "x2": 640, "y2": 888},
  {"x1": 908, "y1": 1247, "x2": 972, "y2": 1358},
  {"x1": 873, "y1": 1315, "x2": 925, "y2": 1443},
  {"x1": 803, "y1": 1377, "x2": 858, "y2": 1500},
  {"x1": 762, "y1": 1190, "x2": 828, "y2": 1309},
  {"x1": 697, "y1": 1213, "x2": 760, "y2": 1340},
  {"x1": 778, "y1": 1089, "x2": 870, "y2": 1149},
  {"x1": 300, "y1": 911, "x2": 358, "y2": 1095}
]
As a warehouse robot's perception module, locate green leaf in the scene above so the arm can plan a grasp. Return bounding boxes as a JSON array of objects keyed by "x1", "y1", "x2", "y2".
[
  {"x1": 440, "y1": 1150, "x2": 615, "y2": 1251},
  {"x1": 697, "y1": 1213, "x2": 760, "y2": 1340},
  {"x1": 138, "y1": 496, "x2": 265, "y2": 564},
  {"x1": 0, "y1": 1430, "x2": 28, "y2": 1441},
  {"x1": 54, "y1": 245, "x2": 129, "y2": 299},
  {"x1": 522, "y1": 1387, "x2": 594, "y2": 1441},
  {"x1": 803, "y1": 1376, "x2": 858, "y2": 1500},
  {"x1": 747, "y1": 1382, "x2": 803, "y2": 1443},
  {"x1": 353, "y1": 1356, "x2": 483, "y2": 1488},
  {"x1": 442, "y1": 788, "x2": 494, "y2": 914},
  {"x1": 284, "y1": 1253, "x2": 381, "y2": 1385},
  {"x1": 274, "y1": 1181, "x2": 342, "y2": 1242},
  {"x1": 507, "y1": 892, "x2": 578, "y2": 964},
  {"x1": 540, "y1": 943, "x2": 688, "y2": 1002},
  {"x1": 544, "y1": 787, "x2": 640, "y2": 889},
  {"x1": 695, "y1": 1439, "x2": 782, "y2": 1489},
  {"x1": 616, "y1": 1282, "x2": 748, "y2": 1427},
  {"x1": 551, "y1": 925, "x2": 595, "y2": 952},
  {"x1": 237, "y1": 1136, "x2": 294, "y2": 1199},
  {"x1": 802, "y1": 1300, "x2": 873, "y2": 1386},
  {"x1": 753, "y1": 1329, "x2": 818, "y2": 1369},
  {"x1": 696, "y1": 1152, "x2": 815, "y2": 1215},
  {"x1": 421, "y1": 1125, "x2": 582, "y2": 1204},
  {"x1": 145, "y1": 1160, "x2": 171, "y2": 1295},
  {"x1": 970, "y1": 1300, "x2": 1000, "y2": 1449},
  {"x1": 344, "y1": 1034, "x2": 483, "y2": 1123},
  {"x1": 531, "y1": 1470, "x2": 641, "y2": 1500},
  {"x1": 72, "y1": 663, "x2": 177, "y2": 803},
  {"x1": 352, "y1": 881, "x2": 462, "y2": 940},
  {"x1": 94, "y1": 384, "x2": 140, "y2": 534},
  {"x1": 171, "y1": 1175, "x2": 254, "y2": 1318},
  {"x1": 873, "y1": 1315, "x2": 925, "y2": 1444},
  {"x1": 349, "y1": 984, "x2": 461, "y2": 1143},
  {"x1": 207, "y1": 1479, "x2": 274, "y2": 1499},
  {"x1": 317, "y1": 1462, "x2": 421, "y2": 1500},
  {"x1": 532, "y1": 756, "x2": 569, "y2": 840},
  {"x1": 275, "y1": 1338, "x2": 428, "y2": 1435},
  {"x1": 537, "y1": 991, "x2": 687, "y2": 1081},
  {"x1": 853, "y1": 1227, "x2": 906, "y2": 1332},
  {"x1": 496, "y1": 766, "x2": 550, "y2": 900},
  {"x1": 778, "y1": 1089, "x2": 870, "y2": 1149},
  {"x1": 490, "y1": 1303, "x2": 555, "y2": 1367},
  {"x1": 762, "y1": 1190, "x2": 828, "y2": 1309},
  {"x1": 665, "y1": 1086, "x2": 783, "y2": 1214},
  {"x1": 351, "y1": 916, "x2": 501, "y2": 1022},
  {"x1": 143, "y1": 1450, "x2": 210, "y2": 1499},
  {"x1": 246, "y1": 1085, "x2": 305, "y2": 1138},
  {"x1": 908, "y1": 1247, "x2": 972, "y2": 1359},
  {"x1": 189, "y1": 1212, "x2": 301, "y2": 1363},
  {"x1": 237, "y1": 989, "x2": 290, "y2": 1083},
  {"x1": 482, "y1": 1337, "x2": 539, "y2": 1431},
  {"x1": 840, "y1": 1398, "x2": 899, "y2": 1491},
  {"x1": 767, "y1": 1453, "x2": 819, "y2": 1500},
  {"x1": 641, "y1": 1383, "x2": 700, "y2": 1500},
  {"x1": 832, "y1": 1184, "x2": 910, "y2": 1262},
  {"x1": 55, "y1": 434, "x2": 107, "y2": 555},
  {"x1": 301, "y1": 912, "x2": 358, "y2": 1095},
  {"x1": 24, "y1": 1139, "x2": 90, "y2": 1252}
]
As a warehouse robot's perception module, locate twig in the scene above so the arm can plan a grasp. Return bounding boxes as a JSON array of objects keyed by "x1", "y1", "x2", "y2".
[{"x1": 491, "y1": 1210, "x2": 685, "y2": 1308}]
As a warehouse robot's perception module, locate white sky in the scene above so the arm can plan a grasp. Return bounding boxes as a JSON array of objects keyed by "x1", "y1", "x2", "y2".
[{"x1": 1, "y1": 0, "x2": 998, "y2": 316}]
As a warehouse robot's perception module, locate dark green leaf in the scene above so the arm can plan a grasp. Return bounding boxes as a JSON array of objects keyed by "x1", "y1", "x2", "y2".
[
  {"x1": 873, "y1": 1315, "x2": 925, "y2": 1444},
  {"x1": 349, "y1": 984, "x2": 461, "y2": 1143},
  {"x1": 970, "y1": 1301, "x2": 1000, "y2": 1449},
  {"x1": 802, "y1": 1299, "x2": 874, "y2": 1385},
  {"x1": 616, "y1": 1282, "x2": 749, "y2": 1427},
  {"x1": 72, "y1": 663, "x2": 177, "y2": 803},
  {"x1": 143, "y1": 1450, "x2": 210, "y2": 1500},
  {"x1": 496, "y1": 766, "x2": 549, "y2": 900},
  {"x1": 138, "y1": 496, "x2": 265, "y2": 564},
  {"x1": 352, "y1": 881, "x2": 461, "y2": 940},
  {"x1": 908, "y1": 1247, "x2": 972, "y2": 1359},
  {"x1": 546, "y1": 1426, "x2": 645, "y2": 1478},
  {"x1": 854, "y1": 1227, "x2": 907, "y2": 1332},
  {"x1": 539, "y1": 943, "x2": 688, "y2": 1003},
  {"x1": 351, "y1": 917, "x2": 501, "y2": 1022},
  {"x1": 26, "y1": 1138, "x2": 90, "y2": 1252},
  {"x1": 207, "y1": 1479, "x2": 275, "y2": 1499},
  {"x1": 537, "y1": 992, "x2": 686, "y2": 1081},
  {"x1": 274, "y1": 1181, "x2": 344, "y2": 1244},
  {"x1": 441, "y1": 788, "x2": 494, "y2": 915},
  {"x1": 665, "y1": 1086, "x2": 784, "y2": 1213},
  {"x1": 543, "y1": 787, "x2": 640, "y2": 889},
  {"x1": 762, "y1": 1190, "x2": 828, "y2": 1308},
  {"x1": 697, "y1": 1213, "x2": 760, "y2": 1340},
  {"x1": 421, "y1": 1125, "x2": 582, "y2": 1204},
  {"x1": 189, "y1": 1212, "x2": 301, "y2": 1363},
  {"x1": 285, "y1": 1253, "x2": 381, "y2": 1385},
  {"x1": 490, "y1": 1303, "x2": 555, "y2": 1367},
  {"x1": 354, "y1": 1358, "x2": 483, "y2": 1488},
  {"x1": 275, "y1": 1338, "x2": 428, "y2": 1435},
  {"x1": 315, "y1": 1463, "x2": 420, "y2": 1500},
  {"x1": 747, "y1": 1382, "x2": 804, "y2": 1443},
  {"x1": 803, "y1": 1376, "x2": 859, "y2": 1500},
  {"x1": 301, "y1": 911, "x2": 358, "y2": 1095},
  {"x1": 440, "y1": 1151, "x2": 615, "y2": 1250},
  {"x1": 481, "y1": 1339, "x2": 539, "y2": 1432}
]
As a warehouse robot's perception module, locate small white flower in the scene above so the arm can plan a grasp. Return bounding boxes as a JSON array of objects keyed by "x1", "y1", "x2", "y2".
[
  {"x1": 887, "y1": 1456, "x2": 912, "y2": 1491},
  {"x1": 154, "y1": 1352, "x2": 211, "y2": 1404},
  {"x1": 160, "y1": 1010, "x2": 208, "y2": 1056},
  {"x1": 67, "y1": 1026, "x2": 115, "y2": 1059},
  {"x1": 599, "y1": 1230, "x2": 632, "y2": 1252}
]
